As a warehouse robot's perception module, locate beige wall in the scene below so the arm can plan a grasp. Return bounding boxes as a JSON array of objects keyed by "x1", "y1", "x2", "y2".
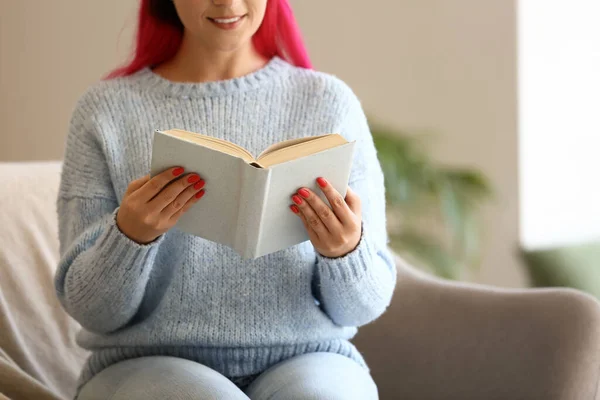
[
  {"x1": 292, "y1": 0, "x2": 524, "y2": 287},
  {"x1": 0, "y1": 0, "x2": 525, "y2": 287},
  {"x1": 0, "y1": 0, "x2": 137, "y2": 161}
]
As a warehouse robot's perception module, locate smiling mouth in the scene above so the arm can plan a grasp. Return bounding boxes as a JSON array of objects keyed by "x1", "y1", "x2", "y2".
[
  {"x1": 207, "y1": 13, "x2": 248, "y2": 30},
  {"x1": 208, "y1": 15, "x2": 245, "y2": 24}
]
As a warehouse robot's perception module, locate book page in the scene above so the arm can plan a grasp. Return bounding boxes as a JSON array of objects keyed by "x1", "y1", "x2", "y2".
[
  {"x1": 162, "y1": 129, "x2": 256, "y2": 163},
  {"x1": 256, "y1": 135, "x2": 331, "y2": 160},
  {"x1": 256, "y1": 134, "x2": 348, "y2": 168}
]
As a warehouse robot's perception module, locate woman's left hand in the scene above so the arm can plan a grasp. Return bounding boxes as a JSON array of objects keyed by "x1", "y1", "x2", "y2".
[{"x1": 290, "y1": 177, "x2": 362, "y2": 258}]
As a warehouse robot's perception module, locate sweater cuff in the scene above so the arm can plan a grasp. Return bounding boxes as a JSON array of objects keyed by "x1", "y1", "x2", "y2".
[
  {"x1": 315, "y1": 222, "x2": 374, "y2": 282},
  {"x1": 91, "y1": 208, "x2": 165, "y2": 278},
  {"x1": 109, "y1": 207, "x2": 164, "y2": 249}
]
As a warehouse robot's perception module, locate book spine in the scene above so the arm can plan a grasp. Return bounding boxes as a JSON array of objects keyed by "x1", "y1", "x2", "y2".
[
  {"x1": 252, "y1": 169, "x2": 273, "y2": 258},
  {"x1": 233, "y1": 163, "x2": 271, "y2": 259}
]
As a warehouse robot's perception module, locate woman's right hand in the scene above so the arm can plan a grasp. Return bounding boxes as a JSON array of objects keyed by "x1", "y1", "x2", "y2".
[{"x1": 116, "y1": 167, "x2": 205, "y2": 244}]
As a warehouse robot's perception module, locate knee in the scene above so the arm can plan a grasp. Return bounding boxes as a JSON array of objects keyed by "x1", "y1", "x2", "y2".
[
  {"x1": 270, "y1": 354, "x2": 378, "y2": 400},
  {"x1": 78, "y1": 357, "x2": 249, "y2": 400},
  {"x1": 282, "y1": 384, "x2": 377, "y2": 400},
  {"x1": 246, "y1": 353, "x2": 379, "y2": 400}
]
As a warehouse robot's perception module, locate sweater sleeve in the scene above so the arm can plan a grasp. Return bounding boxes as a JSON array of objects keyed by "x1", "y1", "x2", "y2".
[
  {"x1": 313, "y1": 88, "x2": 397, "y2": 327},
  {"x1": 54, "y1": 98, "x2": 164, "y2": 334}
]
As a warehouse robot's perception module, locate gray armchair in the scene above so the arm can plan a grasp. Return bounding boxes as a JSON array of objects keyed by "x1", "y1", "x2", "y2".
[
  {"x1": 1, "y1": 162, "x2": 599, "y2": 400},
  {"x1": 354, "y1": 257, "x2": 600, "y2": 399}
]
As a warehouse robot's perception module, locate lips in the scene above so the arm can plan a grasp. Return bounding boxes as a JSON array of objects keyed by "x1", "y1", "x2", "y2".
[
  {"x1": 209, "y1": 16, "x2": 243, "y2": 24},
  {"x1": 207, "y1": 14, "x2": 246, "y2": 30}
]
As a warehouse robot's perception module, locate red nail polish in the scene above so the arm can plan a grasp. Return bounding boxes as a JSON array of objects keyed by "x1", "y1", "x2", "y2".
[
  {"x1": 298, "y1": 188, "x2": 310, "y2": 198},
  {"x1": 317, "y1": 177, "x2": 327, "y2": 188},
  {"x1": 173, "y1": 167, "x2": 184, "y2": 176},
  {"x1": 195, "y1": 190, "x2": 205, "y2": 199},
  {"x1": 290, "y1": 205, "x2": 299, "y2": 213},
  {"x1": 194, "y1": 180, "x2": 205, "y2": 190},
  {"x1": 292, "y1": 195, "x2": 303, "y2": 205},
  {"x1": 188, "y1": 175, "x2": 200, "y2": 184}
]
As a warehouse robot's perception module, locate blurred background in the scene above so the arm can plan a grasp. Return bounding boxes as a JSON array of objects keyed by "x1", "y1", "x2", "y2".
[{"x1": 1, "y1": 0, "x2": 598, "y2": 293}]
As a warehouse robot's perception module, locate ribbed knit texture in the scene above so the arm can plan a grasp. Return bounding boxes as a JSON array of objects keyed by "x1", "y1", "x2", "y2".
[{"x1": 54, "y1": 56, "x2": 397, "y2": 392}]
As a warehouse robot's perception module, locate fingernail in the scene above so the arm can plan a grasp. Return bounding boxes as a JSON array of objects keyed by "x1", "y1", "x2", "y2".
[
  {"x1": 194, "y1": 180, "x2": 205, "y2": 190},
  {"x1": 195, "y1": 190, "x2": 205, "y2": 199},
  {"x1": 292, "y1": 195, "x2": 303, "y2": 205},
  {"x1": 298, "y1": 188, "x2": 310, "y2": 198},
  {"x1": 173, "y1": 167, "x2": 184, "y2": 176},
  {"x1": 188, "y1": 175, "x2": 200, "y2": 184},
  {"x1": 317, "y1": 177, "x2": 327, "y2": 188},
  {"x1": 290, "y1": 205, "x2": 299, "y2": 213}
]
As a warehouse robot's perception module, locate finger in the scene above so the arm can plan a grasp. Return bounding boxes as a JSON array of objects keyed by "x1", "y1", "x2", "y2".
[
  {"x1": 126, "y1": 174, "x2": 149, "y2": 195},
  {"x1": 344, "y1": 186, "x2": 362, "y2": 219},
  {"x1": 291, "y1": 193, "x2": 329, "y2": 239},
  {"x1": 296, "y1": 187, "x2": 342, "y2": 234},
  {"x1": 169, "y1": 189, "x2": 205, "y2": 222},
  {"x1": 315, "y1": 177, "x2": 355, "y2": 225},
  {"x1": 148, "y1": 173, "x2": 203, "y2": 213},
  {"x1": 161, "y1": 177, "x2": 206, "y2": 218},
  {"x1": 138, "y1": 166, "x2": 186, "y2": 201},
  {"x1": 290, "y1": 205, "x2": 321, "y2": 243}
]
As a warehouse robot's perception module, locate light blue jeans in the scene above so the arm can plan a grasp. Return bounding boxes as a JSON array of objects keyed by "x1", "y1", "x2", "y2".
[{"x1": 77, "y1": 353, "x2": 378, "y2": 400}]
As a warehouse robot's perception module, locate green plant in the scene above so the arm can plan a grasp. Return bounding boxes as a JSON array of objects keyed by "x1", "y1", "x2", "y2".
[{"x1": 370, "y1": 122, "x2": 493, "y2": 279}]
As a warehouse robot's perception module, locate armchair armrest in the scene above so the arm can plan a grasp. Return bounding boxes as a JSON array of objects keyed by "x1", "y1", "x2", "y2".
[{"x1": 353, "y1": 257, "x2": 600, "y2": 400}]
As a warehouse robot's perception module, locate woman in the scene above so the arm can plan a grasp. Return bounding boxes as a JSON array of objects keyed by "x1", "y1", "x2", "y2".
[{"x1": 55, "y1": 0, "x2": 397, "y2": 398}]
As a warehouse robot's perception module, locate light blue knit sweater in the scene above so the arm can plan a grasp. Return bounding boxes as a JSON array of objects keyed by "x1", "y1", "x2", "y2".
[{"x1": 54, "y1": 56, "x2": 397, "y2": 390}]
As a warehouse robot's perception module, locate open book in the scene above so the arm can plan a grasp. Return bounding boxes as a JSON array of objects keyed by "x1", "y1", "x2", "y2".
[{"x1": 150, "y1": 129, "x2": 356, "y2": 259}]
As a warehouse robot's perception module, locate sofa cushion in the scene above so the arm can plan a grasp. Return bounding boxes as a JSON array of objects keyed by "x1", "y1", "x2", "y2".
[{"x1": 0, "y1": 161, "x2": 88, "y2": 400}]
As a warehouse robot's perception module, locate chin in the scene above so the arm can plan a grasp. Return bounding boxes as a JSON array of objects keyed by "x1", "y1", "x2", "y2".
[{"x1": 210, "y1": 37, "x2": 252, "y2": 53}]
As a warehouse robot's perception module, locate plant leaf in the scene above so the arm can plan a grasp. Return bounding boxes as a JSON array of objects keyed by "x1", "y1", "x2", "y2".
[
  {"x1": 369, "y1": 120, "x2": 492, "y2": 279},
  {"x1": 389, "y1": 231, "x2": 461, "y2": 280}
]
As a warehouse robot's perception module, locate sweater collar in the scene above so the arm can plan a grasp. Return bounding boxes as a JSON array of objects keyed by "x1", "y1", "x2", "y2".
[{"x1": 135, "y1": 56, "x2": 291, "y2": 98}]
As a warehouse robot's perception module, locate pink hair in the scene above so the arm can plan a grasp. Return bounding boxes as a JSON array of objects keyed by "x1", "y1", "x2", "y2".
[{"x1": 107, "y1": 0, "x2": 312, "y2": 79}]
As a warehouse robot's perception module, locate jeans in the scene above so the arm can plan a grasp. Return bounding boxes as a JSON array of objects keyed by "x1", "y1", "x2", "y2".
[{"x1": 77, "y1": 353, "x2": 378, "y2": 400}]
